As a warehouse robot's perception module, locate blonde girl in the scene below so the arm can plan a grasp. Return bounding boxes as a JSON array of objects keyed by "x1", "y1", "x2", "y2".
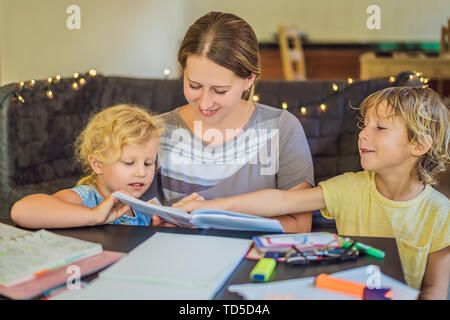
[{"x1": 12, "y1": 104, "x2": 161, "y2": 228}]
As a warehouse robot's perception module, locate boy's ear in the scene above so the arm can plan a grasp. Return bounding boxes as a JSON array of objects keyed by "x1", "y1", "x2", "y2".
[
  {"x1": 411, "y1": 135, "x2": 432, "y2": 157},
  {"x1": 88, "y1": 155, "x2": 103, "y2": 175}
]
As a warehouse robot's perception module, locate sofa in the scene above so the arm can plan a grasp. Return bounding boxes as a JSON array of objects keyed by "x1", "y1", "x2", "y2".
[{"x1": 0, "y1": 72, "x2": 424, "y2": 227}]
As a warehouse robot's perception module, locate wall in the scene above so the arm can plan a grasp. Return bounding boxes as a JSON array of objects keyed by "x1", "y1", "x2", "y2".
[
  {"x1": 1, "y1": 0, "x2": 448, "y2": 86},
  {"x1": 0, "y1": 0, "x2": 188, "y2": 85},
  {"x1": 188, "y1": 0, "x2": 449, "y2": 43}
]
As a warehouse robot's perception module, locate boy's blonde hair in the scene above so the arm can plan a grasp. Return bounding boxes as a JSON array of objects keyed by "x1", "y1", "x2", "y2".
[
  {"x1": 359, "y1": 87, "x2": 449, "y2": 185},
  {"x1": 74, "y1": 104, "x2": 162, "y2": 186}
]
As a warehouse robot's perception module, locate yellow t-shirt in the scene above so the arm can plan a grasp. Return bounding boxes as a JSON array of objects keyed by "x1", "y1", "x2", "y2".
[{"x1": 319, "y1": 170, "x2": 449, "y2": 290}]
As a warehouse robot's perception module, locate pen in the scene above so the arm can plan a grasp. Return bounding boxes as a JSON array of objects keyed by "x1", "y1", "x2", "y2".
[
  {"x1": 339, "y1": 237, "x2": 385, "y2": 258},
  {"x1": 250, "y1": 252, "x2": 278, "y2": 282}
]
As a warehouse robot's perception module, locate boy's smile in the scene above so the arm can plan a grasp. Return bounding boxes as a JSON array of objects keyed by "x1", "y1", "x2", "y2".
[{"x1": 358, "y1": 101, "x2": 416, "y2": 176}]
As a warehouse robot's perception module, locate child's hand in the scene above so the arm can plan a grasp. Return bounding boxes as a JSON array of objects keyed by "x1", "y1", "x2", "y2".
[
  {"x1": 171, "y1": 193, "x2": 206, "y2": 211},
  {"x1": 92, "y1": 193, "x2": 131, "y2": 225}
]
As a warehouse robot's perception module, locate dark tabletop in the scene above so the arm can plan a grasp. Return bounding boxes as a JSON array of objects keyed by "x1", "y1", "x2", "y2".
[{"x1": 0, "y1": 219, "x2": 404, "y2": 300}]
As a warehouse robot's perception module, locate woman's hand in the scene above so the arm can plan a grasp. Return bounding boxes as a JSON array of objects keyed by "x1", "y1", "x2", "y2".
[
  {"x1": 171, "y1": 193, "x2": 207, "y2": 212},
  {"x1": 92, "y1": 192, "x2": 131, "y2": 225}
]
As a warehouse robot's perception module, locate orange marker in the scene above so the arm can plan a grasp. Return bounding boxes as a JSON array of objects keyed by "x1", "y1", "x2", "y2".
[{"x1": 315, "y1": 274, "x2": 393, "y2": 300}]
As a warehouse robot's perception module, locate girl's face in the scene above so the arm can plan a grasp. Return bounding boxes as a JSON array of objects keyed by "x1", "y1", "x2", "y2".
[
  {"x1": 90, "y1": 138, "x2": 159, "y2": 199},
  {"x1": 358, "y1": 102, "x2": 416, "y2": 176},
  {"x1": 183, "y1": 55, "x2": 255, "y2": 125}
]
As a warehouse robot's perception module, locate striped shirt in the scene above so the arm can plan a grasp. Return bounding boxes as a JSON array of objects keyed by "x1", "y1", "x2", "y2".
[{"x1": 146, "y1": 103, "x2": 314, "y2": 205}]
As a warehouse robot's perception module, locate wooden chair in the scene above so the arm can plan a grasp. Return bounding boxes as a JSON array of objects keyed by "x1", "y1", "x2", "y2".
[
  {"x1": 440, "y1": 19, "x2": 449, "y2": 55},
  {"x1": 278, "y1": 25, "x2": 306, "y2": 80}
]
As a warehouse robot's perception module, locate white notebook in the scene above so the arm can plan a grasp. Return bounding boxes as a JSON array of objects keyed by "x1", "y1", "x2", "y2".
[{"x1": 54, "y1": 232, "x2": 251, "y2": 300}]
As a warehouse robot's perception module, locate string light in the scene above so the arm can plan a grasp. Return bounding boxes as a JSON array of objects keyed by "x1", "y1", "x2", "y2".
[
  {"x1": 389, "y1": 76, "x2": 396, "y2": 83},
  {"x1": 73, "y1": 72, "x2": 79, "y2": 79},
  {"x1": 79, "y1": 78, "x2": 86, "y2": 86},
  {"x1": 409, "y1": 74, "x2": 414, "y2": 80},
  {"x1": 163, "y1": 69, "x2": 171, "y2": 77},
  {"x1": 72, "y1": 82, "x2": 79, "y2": 90},
  {"x1": 46, "y1": 90, "x2": 53, "y2": 99},
  {"x1": 347, "y1": 78, "x2": 353, "y2": 84},
  {"x1": 320, "y1": 103, "x2": 327, "y2": 112},
  {"x1": 282, "y1": 102, "x2": 288, "y2": 110},
  {"x1": 29, "y1": 80, "x2": 35, "y2": 87},
  {"x1": 332, "y1": 83, "x2": 339, "y2": 91},
  {"x1": 88, "y1": 69, "x2": 97, "y2": 77},
  {"x1": 252, "y1": 95, "x2": 260, "y2": 102},
  {"x1": 54, "y1": 75, "x2": 61, "y2": 83},
  {"x1": 47, "y1": 77, "x2": 53, "y2": 84},
  {"x1": 19, "y1": 81, "x2": 25, "y2": 89},
  {"x1": 300, "y1": 107, "x2": 307, "y2": 115}
]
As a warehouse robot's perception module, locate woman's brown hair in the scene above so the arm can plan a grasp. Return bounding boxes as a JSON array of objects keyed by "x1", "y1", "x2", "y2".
[{"x1": 178, "y1": 11, "x2": 261, "y2": 100}]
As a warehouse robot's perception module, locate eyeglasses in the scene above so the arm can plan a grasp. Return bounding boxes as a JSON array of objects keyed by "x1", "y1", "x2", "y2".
[{"x1": 285, "y1": 240, "x2": 359, "y2": 266}]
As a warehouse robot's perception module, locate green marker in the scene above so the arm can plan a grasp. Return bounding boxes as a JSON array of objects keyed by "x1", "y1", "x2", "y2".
[
  {"x1": 339, "y1": 237, "x2": 385, "y2": 259},
  {"x1": 250, "y1": 252, "x2": 278, "y2": 282}
]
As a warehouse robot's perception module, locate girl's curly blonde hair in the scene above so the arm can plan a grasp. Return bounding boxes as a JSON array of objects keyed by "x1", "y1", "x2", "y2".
[
  {"x1": 358, "y1": 86, "x2": 449, "y2": 185},
  {"x1": 74, "y1": 104, "x2": 163, "y2": 186}
]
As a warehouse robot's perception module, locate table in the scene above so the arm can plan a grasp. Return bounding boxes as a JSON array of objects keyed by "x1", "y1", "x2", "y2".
[
  {"x1": 0, "y1": 219, "x2": 405, "y2": 300},
  {"x1": 359, "y1": 52, "x2": 450, "y2": 94}
]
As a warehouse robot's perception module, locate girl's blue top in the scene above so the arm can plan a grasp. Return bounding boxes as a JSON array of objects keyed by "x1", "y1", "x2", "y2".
[{"x1": 71, "y1": 185, "x2": 151, "y2": 226}]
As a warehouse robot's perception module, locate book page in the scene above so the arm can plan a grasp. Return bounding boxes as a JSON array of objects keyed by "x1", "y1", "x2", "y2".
[
  {"x1": 0, "y1": 224, "x2": 102, "y2": 287},
  {"x1": 0, "y1": 223, "x2": 33, "y2": 244},
  {"x1": 113, "y1": 192, "x2": 192, "y2": 227}
]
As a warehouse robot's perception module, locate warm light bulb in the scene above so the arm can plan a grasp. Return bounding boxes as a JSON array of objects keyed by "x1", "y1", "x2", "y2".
[
  {"x1": 79, "y1": 78, "x2": 86, "y2": 86},
  {"x1": 89, "y1": 69, "x2": 97, "y2": 76},
  {"x1": 252, "y1": 95, "x2": 260, "y2": 102},
  {"x1": 423, "y1": 78, "x2": 429, "y2": 84},
  {"x1": 163, "y1": 69, "x2": 171, "y2": 76},
  {"x1": 332, "y1": 83, "x2": 338, "y2": 91},
  {"x1": 389, "y1": 76, "x2": 395, "y2": 83},
  {"x1": 73, "y1": 72, "x2": 79, "y2": 79},
  {"x1": 55, "y1": 75, "x2": 61, "y2": 83},
  {"x1": 409, "y1": 74, "x2": 414, "y2": 80},
  {"x1": 29, "y1": 80, "x2": 35, "y2": 87},
  {"x1": 47, "y1": 77, "x2": 53, "y2": 84},
  {"x1": 300, "y1": 107, "x2": 307, "y2": 115},
  {"x1": 347, "y1": 78, "x2": 353, "y2": 84},
  {"x1": 320, "y1": 104, "x2": 327, "y2": 112},
  {"x1": 46, "y1": 90, "x2": 53, "y2": 99},
  {"x1": 17, "y1": 95, "x2": 25, "y2": 103},
  {"x1": 72, "y1": 82, "x2": 79, "y2": 90},
  {"x1": 282, "y1": 102, "x2": 288, "y2": 109},
  {"x1": 19, "y1": 81, "x2": 25, "y2": 89}
]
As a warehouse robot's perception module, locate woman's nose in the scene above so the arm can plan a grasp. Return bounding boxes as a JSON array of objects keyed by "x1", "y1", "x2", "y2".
[{"x1": 199, "y1": 90, "x2": 213, "y2": 109}]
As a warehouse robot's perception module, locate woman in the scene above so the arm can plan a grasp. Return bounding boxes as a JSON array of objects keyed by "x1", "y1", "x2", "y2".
[{"x1": 148, "y1": 12, "x2": 314, "y2": 232}]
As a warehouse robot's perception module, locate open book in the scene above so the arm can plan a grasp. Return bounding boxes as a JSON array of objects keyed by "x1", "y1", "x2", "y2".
[
  {"x1": 0, "y1": 223, "x2": 102, "y2": 287},
  {"x1": 113, "y1": 192, "x2": 284, "y2": 233}
]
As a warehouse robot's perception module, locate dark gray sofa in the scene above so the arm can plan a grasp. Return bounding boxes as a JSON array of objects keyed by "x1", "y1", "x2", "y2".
[{"x1": 0, "y1": 73, "x2": 420, "y2": 227}]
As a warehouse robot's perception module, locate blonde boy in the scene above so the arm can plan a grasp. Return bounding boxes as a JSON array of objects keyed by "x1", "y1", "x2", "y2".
[{"x1": 177, "y1": 87, "x2": 450, "y2": 299}]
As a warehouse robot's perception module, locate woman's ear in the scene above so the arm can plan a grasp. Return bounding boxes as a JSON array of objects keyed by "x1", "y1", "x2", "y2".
[
  {"x1": 411, "y1": 135, "x2": 432, "y2": 157},
  {"x1": 245, "y1": 73, "x2": 257, "y2": 91},
  {"x1": 88, "y1": 155, "x2": 103, "y2": 175}
]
